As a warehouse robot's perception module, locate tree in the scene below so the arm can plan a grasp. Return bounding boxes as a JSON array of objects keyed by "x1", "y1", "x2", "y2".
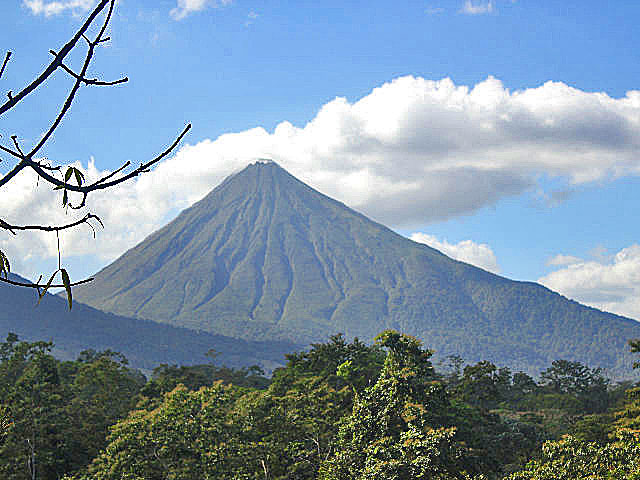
[
  {"x1": 453, "y1": 361, "x2": 512, "y2": 411},
  {"x1": 278, "y1": 333, "x2": 385, "y2": 392},
  {"x1": 631, "y1": 339, "x2": 640, "y2": 369},
  {"x1": 319, "y1": 330, "x2": 469, "y2": 480},
  {"x1": 613, "y1": 340, "x2": 640, "y2": 435},
  {"x1": 0, "y1": 0, "x2": 189, "y2": 306},
  {"x1": 0, "y1": 336, "x2": 71, "y2": 480},
  {"x1": 69, "y1": 383, "x2": 243, "y2": 480},
  {"x1": 539, "y1": 359, "x2": 610, "y2": 413},
  {"x1": 64, "y1": 350, "x2": 145, "y2": 467},
  {"x1": 506, "y1": 434, "x2": 640, "y2": 480}
]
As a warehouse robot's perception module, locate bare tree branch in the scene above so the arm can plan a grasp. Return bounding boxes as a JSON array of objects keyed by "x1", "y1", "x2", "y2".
[
  {"x1": 0, "y1": 143, "x2": 21, "y2": 161},
  {"x1": 0, "y1": 0, "x2": 111, "y2": 116},
  {"x1": 0, "y1": 0, "x2": 191, "y2": 304},
  {"x1": 27, "y1": 2, "x2": 117, "y2": 159},
  {"x1": 0, "y1": 213, "x2": 103, "y2": 234},
  {"x1": 21, "y1": 123, "x2": 191, "y2": 196},
  {"x1": 0, "y1": 275, "x2": 93, "y2": 289},
  {"x1": 55, "y1": 58, "x2": 128, "y2": 86}
]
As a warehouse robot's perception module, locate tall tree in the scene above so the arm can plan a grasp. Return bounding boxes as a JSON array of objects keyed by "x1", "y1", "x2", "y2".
[{"x1": 319, "y1": 330, "x2": 469, "y2": 480}]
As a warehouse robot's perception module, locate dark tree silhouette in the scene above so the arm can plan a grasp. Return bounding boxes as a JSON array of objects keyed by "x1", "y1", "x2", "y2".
[{"x1": 0, "y1": 0, "x2": 190, "y2": 306}]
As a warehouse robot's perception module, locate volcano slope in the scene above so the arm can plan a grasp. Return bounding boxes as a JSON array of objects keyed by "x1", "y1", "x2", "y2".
[{"x1": 72, "y1": 161, "x2": 640, "y2": 377}]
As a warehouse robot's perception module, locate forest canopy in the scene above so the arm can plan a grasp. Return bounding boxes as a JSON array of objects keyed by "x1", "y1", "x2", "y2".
[{"x1": 0, "y1": 332, "x2": 638, "y2": 479}]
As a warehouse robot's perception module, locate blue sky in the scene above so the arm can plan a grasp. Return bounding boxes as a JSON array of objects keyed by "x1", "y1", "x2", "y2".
[{"x1": 2, "y1": 0, "x2": 640, "y2": 319}]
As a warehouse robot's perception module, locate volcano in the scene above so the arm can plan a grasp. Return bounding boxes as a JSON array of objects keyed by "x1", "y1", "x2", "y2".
[{"x1": 72, "y1": 161, "x2": 640, "y2": 376}]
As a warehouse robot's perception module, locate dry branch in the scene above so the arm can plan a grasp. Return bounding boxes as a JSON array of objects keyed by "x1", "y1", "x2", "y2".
[{"x1": 0, "y1": 0, "x2": 190, "y2": 306}]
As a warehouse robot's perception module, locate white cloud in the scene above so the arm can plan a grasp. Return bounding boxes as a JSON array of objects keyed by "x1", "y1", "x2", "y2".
[
  {"x1": 23, "y1": 0, "x2": 96, "y2": 17},
  {"x1": 539, "y1": 245, "x2": 640, "y2": 320},
  {"x1": 410, "y1": 233, "x2": 500, "y2": 273},
  {"x1": 460, "y1": 0, "x2": 494, "y2": 15},
  {"x1": 170, "y1": 0, "x2": 233, "y2": 20},
  {"x1": 547, "y1": 254, "x2": 583, "y2": 266},
  {"x1": 4, "y1": 75, "x2": 640, "y2": 279}
]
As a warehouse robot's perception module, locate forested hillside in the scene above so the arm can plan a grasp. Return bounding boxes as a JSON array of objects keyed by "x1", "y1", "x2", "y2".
[
  {"x1": 1, "y1": 332, "x2": 639, "y2": 479},
  {"x1": 0, "y1": 274, "x2": 298, "y2": 373}
]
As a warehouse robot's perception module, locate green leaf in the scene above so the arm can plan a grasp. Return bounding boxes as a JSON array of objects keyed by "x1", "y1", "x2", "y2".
[
  {"x1": 65, "y1": 167, "x2": 73, "y2": 182},
  {"x1": 73, "y1": 168, "x2": 84, "y2": 186},
  {"x1": 37, "y1": 269, "x2": 60, "y2": 305},
  {"x1": 61, "y1": 268, "x2": 72, "y2": 309},
  {"x1": 62, "y1": 189, "x2": 68, "y2": 207}
]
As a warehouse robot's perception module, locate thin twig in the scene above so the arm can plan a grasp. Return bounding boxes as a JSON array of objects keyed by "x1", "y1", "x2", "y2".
[
  {"x1": 52, "y1": 48, "x2": 128, "y2": 86},
  {"x1": 22, "y1": 124, "x2": 191, "y2": 195},
  {"x1": 34, "y1": 160, "x2": 61, "y2": 172},
  {"x1": 0, "y1": 52, "x2": 11, "y2": 81},
  {"x1": 84, "y1": 123, "x2": 191, "y2": 190},
  {"x1": 10, "y1": 136, "x2": 24, "y2": 156},
  {"x1": 0, "y1": 143, "x2": 22, "y2": 161},
  {"x1": 0, "y1": 160, "x2": 28, "y2": 189},
  {"x1": 0, "y1": 213, "x2": 103, "y2": 234},
  {"x1": 28, "y1": 40, "x2": 95, "y2": 158},
  {"x1": 92, "y1": 161, "x2": 131, "y2": 186},
  {"x1": 28, "y1": 0, "x2": 115, "y2": 159},
  {"x1": 56, "y1": 60, "x2": 128, "y2": 86},
  {"x1": 0, "y1": 0, "x2": 110, "y2": 116}
]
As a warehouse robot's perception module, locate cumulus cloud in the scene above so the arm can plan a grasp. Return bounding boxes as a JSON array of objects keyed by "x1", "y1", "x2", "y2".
[
  {"x1": 170, "y1": 0, "x2": 232, "y2": 20},
  {"x1": 539, "y1": 245, "x2": 640, "y2": 320},
  {"x1": 410, "y1": 233, "x2": 500, "y2": 273},
  {"x1": 460, "y1": 0, "x2": 494, "y2": 15},
  {"x1": 23, "y1": 0, "x2": 96, "y2": 17},
  {"x1": 4, "y1": 74, "x2": 640, "y2": 278}
]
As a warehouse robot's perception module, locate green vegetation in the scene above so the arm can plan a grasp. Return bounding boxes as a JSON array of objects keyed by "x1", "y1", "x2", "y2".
[
  {"x1": 1, "y1": 332, "x2": 638, "y2": 479},
  {"x1": 72, "y1": 162, "x2": 640, "y2": 378}
]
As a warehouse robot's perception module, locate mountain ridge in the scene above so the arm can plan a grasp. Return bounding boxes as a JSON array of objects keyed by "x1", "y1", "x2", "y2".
[{"x1": 0, "y1": 273, "x2": 299, "y2": 373}]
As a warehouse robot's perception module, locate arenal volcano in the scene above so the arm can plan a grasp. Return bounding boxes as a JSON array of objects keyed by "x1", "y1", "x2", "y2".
[{"x1": 73, "y1": 161, "x2": 640, "y2": 376}]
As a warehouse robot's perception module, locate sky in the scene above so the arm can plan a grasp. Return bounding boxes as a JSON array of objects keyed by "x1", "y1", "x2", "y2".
[{"x1": 2, "y1": 0, "x2": 640, "y2": 320}]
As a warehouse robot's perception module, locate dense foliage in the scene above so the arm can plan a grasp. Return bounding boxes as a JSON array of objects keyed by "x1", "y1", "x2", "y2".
[{"x1": 0, "y1": 332, "x2": 638, "y2": 479}]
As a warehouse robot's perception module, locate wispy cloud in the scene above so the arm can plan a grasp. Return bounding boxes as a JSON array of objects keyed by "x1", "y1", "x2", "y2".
[
  {"x1": 460, "y1": 0, "x2": 494, "y2": 15},
  {"x1": 547, "y1": 254, "x2": 583, "y2": 267},
  {"x1": 410, "y1": 233, "x2": 500, "y2": 273},
  {"x1": 170, "y1": 0, "x2": 233, "y2": 21},
  {"x1": 23, "y1": 0, "x2": 96, "y2": 17}
]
